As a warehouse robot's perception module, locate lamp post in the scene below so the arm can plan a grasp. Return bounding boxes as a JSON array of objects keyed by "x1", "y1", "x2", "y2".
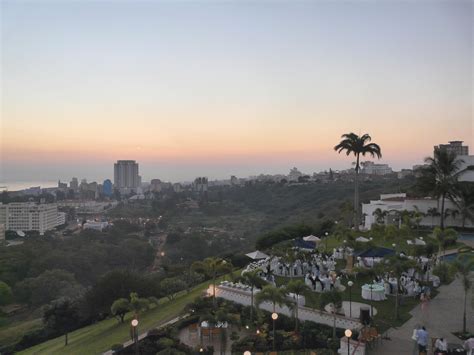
[
  {"x1": 347, "y1": 281, "x2": 353, "y2": 318},
  {"x1": 325, "y1": 232, "x2": 329, "y2": 251},
  {"x1": 131, "y1": 319, "x2": 139, "y2": 355},
  {"x1": 271, "y1": 312, "x2": 278, "y2": 351},
  {"x1": 345, "y1": 329, "x2": 352, "y2": 355}
]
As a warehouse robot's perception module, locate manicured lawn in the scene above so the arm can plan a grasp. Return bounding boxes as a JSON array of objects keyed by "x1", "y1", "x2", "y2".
[{"x1": 18, "y1": 281, "x2": 214, "y2": 355}]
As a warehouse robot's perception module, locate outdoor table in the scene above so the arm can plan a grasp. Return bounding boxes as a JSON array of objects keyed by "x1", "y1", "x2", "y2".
[{"x1": 361, "y1": 284, "x2": 386, "y2": 301}]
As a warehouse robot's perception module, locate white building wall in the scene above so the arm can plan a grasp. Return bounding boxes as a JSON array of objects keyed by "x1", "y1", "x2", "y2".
[
  {"x1": 0, "y1": 203, "x2": 60, "y2": 235},
  {"x1": 362, "y1": 196, "x2": 474, "y2": 230}
]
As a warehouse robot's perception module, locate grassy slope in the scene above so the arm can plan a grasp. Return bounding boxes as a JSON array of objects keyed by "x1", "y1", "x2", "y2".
[
  {"x1": 18, "y1": 281, "x2": 212, "y2": 355},
  {"x1": 0, "y1": 318, "x2": 43, "y2": 350}
]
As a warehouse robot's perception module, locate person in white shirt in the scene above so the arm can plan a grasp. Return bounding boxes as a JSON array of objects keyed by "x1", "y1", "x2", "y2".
[{"x1": 434, "y1": 337, "x2": 448, "y2": 354}]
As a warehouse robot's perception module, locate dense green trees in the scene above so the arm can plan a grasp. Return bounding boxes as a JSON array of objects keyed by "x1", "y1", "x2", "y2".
[
  {"x1": 43, "y1": 298, "x2": 81, "y2": 346},
  {"x1": 14, "y1": 269, "x2": 83, "y2": 307},
  {"x1": 160, "y1": 278, "x2": 187, "y2": 300},
  {"x1": 334, "y1": 133, "x2": 382, "y2": 230},
  {"x1": 0, "y1": 280, "x2": 12, "y2": 305}
]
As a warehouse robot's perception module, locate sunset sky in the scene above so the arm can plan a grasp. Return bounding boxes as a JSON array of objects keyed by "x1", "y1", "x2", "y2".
[{"x1": 1, "y1": 0, "x2": 472, "y2": 182}]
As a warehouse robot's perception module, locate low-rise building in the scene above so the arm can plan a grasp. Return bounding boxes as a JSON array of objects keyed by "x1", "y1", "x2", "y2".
[
  {"x1": 83, "y1": 220, "x2": 109, "y2": 231},
  {"x1": 57, "y1": 212, "x2": 66, "y2": 226},
  {"x1": 362, "y1": 193, "x2": 474, "y2": 229},
  {"x1": 360, "y1": 161, "x2": 393, "y2": 175},
  {"x1": 0, "y1": 202, "x2": 61, "y2": 235}
]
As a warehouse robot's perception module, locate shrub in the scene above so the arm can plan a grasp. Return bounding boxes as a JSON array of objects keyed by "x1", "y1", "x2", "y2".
[{"x1": 432, "y1": 262, "x2": 454, "y2": 284}]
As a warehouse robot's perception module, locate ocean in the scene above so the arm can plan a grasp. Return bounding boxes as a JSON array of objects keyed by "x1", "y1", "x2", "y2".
[{"x1": 0, "y1": 181, "x2": 59, "y2": 192}]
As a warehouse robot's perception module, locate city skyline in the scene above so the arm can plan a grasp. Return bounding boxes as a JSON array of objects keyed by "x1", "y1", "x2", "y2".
[{"x1": 1, "y1": 0, "x2": 472, "y2": 182}]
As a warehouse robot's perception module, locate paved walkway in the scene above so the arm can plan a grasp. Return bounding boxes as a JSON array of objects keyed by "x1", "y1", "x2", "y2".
[{"x1": 380, "y1": 277, "x2": 473, "y2": 354}]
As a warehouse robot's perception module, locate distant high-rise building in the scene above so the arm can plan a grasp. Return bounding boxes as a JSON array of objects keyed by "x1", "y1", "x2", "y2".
[
  {"x1": 103, "y1": 179, "x2": 113, "y2": 197},
  {"x1": 70, "y1": 177, "x2": 78, "y2": 190},
  {"x1": 114, "y1": 160, "x2": 140, "y2": 192},
  {"x1": 150, "y1": 179, "x2": 162, "y2": 192},
  {"x1": 435, "y1": 141, "x2": 469, "y2": 156},
  {"x1": 193, "y1": 177, "x2": 208, "y2": 193},
  {"x1": 58, "y1": 180, "x2": 67, "y2": 189}
]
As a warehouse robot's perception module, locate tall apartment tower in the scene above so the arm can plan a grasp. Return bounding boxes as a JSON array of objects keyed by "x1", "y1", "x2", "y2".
[
  {"x1": 114, "y1": 160, "x2": 140, "y2": 191},
  {"x1": 435, "y1": 141, "x2": 469, "y2": 156}
]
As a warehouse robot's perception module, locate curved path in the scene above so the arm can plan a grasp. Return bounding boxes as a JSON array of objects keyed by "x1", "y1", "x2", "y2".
[{"x1": 380, "y1": 277, "x2": 473, "y2": 354}]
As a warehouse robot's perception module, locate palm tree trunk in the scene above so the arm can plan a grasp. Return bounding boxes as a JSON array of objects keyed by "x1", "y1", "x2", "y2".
[
  {"x1": 354, "y1": 154, "x2": 360, "y2": 231},
  {"x1": 463, "y1": 289, "x2": 467, "y2": 333},
  {"x1": 213, "y1": 270, "x2": 217, "y2": 307},
  {"x1": 395, "y1": 279, "x2": 399, "y2": 319},
  {"x1": 295, "y1": 298, "x2": 299, "y2": 332},
  {"x1": 440, "y1": 193, "x2": 446, "y2": 230},
  {"x1": 250, "y1": 288, "x2": 254, "y2": 322},
  {"x1": 65, "y1": 333, "x2": 68, "y2": 346}
]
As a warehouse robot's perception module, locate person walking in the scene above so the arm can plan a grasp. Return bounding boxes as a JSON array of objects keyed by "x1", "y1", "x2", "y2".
[
  {"x1": 412, "y1": 325, "x2": 420, "y2": 355},
  {"x1": 416, "y1": 326, "x2": 429, "y2": 355}
]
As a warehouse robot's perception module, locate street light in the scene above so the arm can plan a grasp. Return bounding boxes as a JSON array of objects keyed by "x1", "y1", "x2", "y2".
[
  {"x1": 131, "y1": 319, "x2": 139, "y2": 355},
  {"x1": 347, "y1": 281, "x2": 354, "y2": 318},
  {"x1": 325, "y1": 232, "x2": 329, "y2": 250},
  {"x1": 271, "y1": 312, "x2": 278, "y2": 351},
  {"x1": 345, "y1": 329, "x2": 352, "y2": 355}
]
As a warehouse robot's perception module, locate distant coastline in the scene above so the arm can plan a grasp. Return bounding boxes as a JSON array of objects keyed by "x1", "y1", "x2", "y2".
[{"x1": 0, "y1": 181, "x2": 58, "y2": 192}]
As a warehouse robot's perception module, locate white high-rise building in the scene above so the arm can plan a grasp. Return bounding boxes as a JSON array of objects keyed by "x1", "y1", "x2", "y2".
[
  {"x1": 0, "y1": 202, "x2": 61, "y2": 235},
  {"x1": 114, "y1": 160, "x2": 140, "y2": 192}
]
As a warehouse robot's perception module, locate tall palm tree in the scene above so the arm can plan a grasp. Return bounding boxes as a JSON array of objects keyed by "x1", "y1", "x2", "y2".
[
  {"x1": 319, "y1": 289, "x2": 342, "y2": 339},
  {"x1": 417, "y1": 148, "x2": 463, "y2": 229},
  {"x1": 452, "y1": 259, "x2": 474, "y2": 334},
  {"x1": 256, "y1": 285, "x2": 289, "y2": 351},
  {"x1": 255, "y1": 285, "x2": 288, "y2": 314},
  {"x1": 334, "y1": 133, "x2": 382, "y2": 230},
  {"x1": 427, "y1": 207, "x2": 441, "y2": 227},
  {"x1": 383, "y1": 256, "x2": 418, "y2": 320},
  {"x1": 372, "y1": 208, "x2": 388, "y2": 225},
  {"x1": 192, "y1": 257, "x2": 233, "y2": 307},
  {"x1": 454, "y1": 183, "x2": 474, "y2": 228},
  {"x1": 240, "y1": 270, "x2": 268, "y2": 323},
  {"x1": 285, "y1": 279, "x2": 310, "y2": 332}
]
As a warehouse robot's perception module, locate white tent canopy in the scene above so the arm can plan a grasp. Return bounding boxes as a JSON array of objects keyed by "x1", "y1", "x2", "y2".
[
  {"x1": 355, "y1": 236, "x2": 370, "y2": 243},
  {"x1": 245, "y1": 250, "x2": 270, "y2": 260},
  {"x1": 303, "y1": 235, "x2": 321, "y2": 242},
  {"x1": 414, "y1": 238, "x2": 426, "y2": 246}
]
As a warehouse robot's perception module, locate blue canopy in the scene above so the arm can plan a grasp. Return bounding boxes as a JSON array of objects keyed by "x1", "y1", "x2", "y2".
[
  {"x1": 294, "y1": 239, "x2": 316, "y2": 250},
  {"x1": 356, "y1": 247, "x2": 395, "y2": 258}
]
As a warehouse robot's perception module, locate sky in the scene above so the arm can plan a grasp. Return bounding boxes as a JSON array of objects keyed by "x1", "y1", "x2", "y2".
[{"x1": 1, "y1": 0, "x2": 472, "y2": 183}]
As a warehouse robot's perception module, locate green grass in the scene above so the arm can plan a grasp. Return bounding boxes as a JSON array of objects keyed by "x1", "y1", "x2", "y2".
[
  {"x1": 0, "y1": 318, "x2": 43, "y2": 350},
  {"x1": 18, "y1": 281, "x2": 214, "y2": 355}
]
